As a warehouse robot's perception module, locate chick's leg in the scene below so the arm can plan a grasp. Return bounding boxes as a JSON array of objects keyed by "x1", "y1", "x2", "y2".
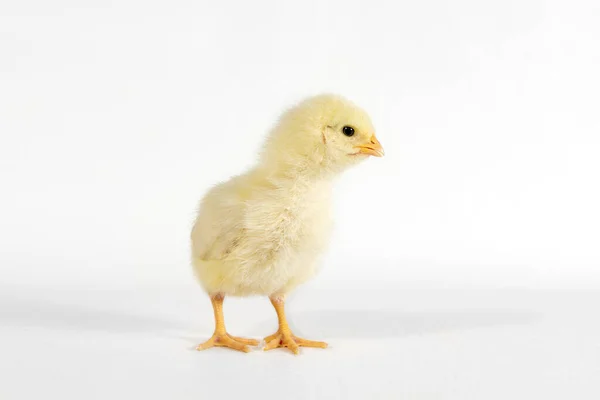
[
  {"x1": 263, "y1": 296, "x2": 328, "y2": 355},
  {"x1": 196, "y1": 294, "x2": 259, "y2": 352}
]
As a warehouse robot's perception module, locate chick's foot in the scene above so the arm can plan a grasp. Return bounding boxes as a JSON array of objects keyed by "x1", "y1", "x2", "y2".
[
  {"x1": 263, "y1": 331, "x2": 328, "y2": 354},
  {"x1": 263, "y1": 296, "x2": 328, "y2": 355},
  {"x1": 195, "y1": 294, "x2": 259, "y2": 353},
  {"x1": 196, "y1": 333, "x2": 259, "y2": 353}
]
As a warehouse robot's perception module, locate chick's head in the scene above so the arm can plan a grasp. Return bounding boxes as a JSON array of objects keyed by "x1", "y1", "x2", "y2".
[{"x1": 261, "y1": 94, "x2": 384, "y2": 174}]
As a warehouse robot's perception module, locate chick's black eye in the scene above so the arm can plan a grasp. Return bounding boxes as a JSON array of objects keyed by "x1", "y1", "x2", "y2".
[{"x1": 342, "y1": 126, "x2": 355, "y2": 137}]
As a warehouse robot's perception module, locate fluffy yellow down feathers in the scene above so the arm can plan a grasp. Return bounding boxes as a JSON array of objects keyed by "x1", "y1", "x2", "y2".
[{"x1": 191, "y1": 94, "x2": 383, "y2": 354}]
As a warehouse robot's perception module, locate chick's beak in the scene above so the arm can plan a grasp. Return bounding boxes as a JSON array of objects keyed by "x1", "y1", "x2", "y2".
[{"x1": 355, "y1": 134, "x2": 385, "y2": 157}]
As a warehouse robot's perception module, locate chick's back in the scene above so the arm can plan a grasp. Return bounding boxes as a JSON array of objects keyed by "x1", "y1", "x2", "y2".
[{"x1": 191, "y1": 169, "x2": 333, "y2": 297}]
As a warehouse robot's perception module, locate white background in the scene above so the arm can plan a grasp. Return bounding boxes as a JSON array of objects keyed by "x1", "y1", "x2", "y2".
[{"x1": 1, "y1": 0, "x2": 599, "y2": 399}]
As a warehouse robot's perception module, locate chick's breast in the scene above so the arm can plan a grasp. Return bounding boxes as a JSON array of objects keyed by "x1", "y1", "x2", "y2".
[{"x1": 191, "y1": 172, "x2": 333, "y2": 297}]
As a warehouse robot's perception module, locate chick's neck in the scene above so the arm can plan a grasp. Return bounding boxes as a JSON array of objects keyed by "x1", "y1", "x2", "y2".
[{"x1": 255, "y1": 148, "x2": 339, "y2": 193}]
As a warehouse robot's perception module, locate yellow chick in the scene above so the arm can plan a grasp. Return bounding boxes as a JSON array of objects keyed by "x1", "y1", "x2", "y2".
[{"x1": 191, "y1": 94, "x2": 384, "y2": 354}]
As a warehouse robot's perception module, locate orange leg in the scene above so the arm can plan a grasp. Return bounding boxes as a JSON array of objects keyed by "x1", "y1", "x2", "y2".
[
  {"x1": 263, "y1": 296, "x2": 328, "y2": 355},
  {"x1": 196, "y1": 294, "x2": 259, "y2": 353}
]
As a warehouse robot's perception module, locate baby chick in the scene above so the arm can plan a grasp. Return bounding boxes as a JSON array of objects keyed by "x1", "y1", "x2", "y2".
[{"x1": 191, "y1": 94, "x2": 384, "y2": 354}]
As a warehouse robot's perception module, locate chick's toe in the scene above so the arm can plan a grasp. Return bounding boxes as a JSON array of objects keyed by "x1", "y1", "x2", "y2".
[
  {"x1": 263, "y1": 332, "x2": 328, "y2": 355},
  {"x1": 196, "y1": 334, "x2": 254, "y2": 353}
]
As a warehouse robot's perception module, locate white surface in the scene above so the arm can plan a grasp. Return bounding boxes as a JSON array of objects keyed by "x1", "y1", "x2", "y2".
[
  {"x1": 2, "y1": 282, "x2": 599, "y2": 399},
  {"x1": 1, "y1": 0, "x2": 599, "y2": 398}
]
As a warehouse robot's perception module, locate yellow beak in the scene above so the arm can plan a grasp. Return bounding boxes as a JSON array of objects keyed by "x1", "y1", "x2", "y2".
[{"x1": 355, "y1": 134, "x2": 385, "y2": 157}]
